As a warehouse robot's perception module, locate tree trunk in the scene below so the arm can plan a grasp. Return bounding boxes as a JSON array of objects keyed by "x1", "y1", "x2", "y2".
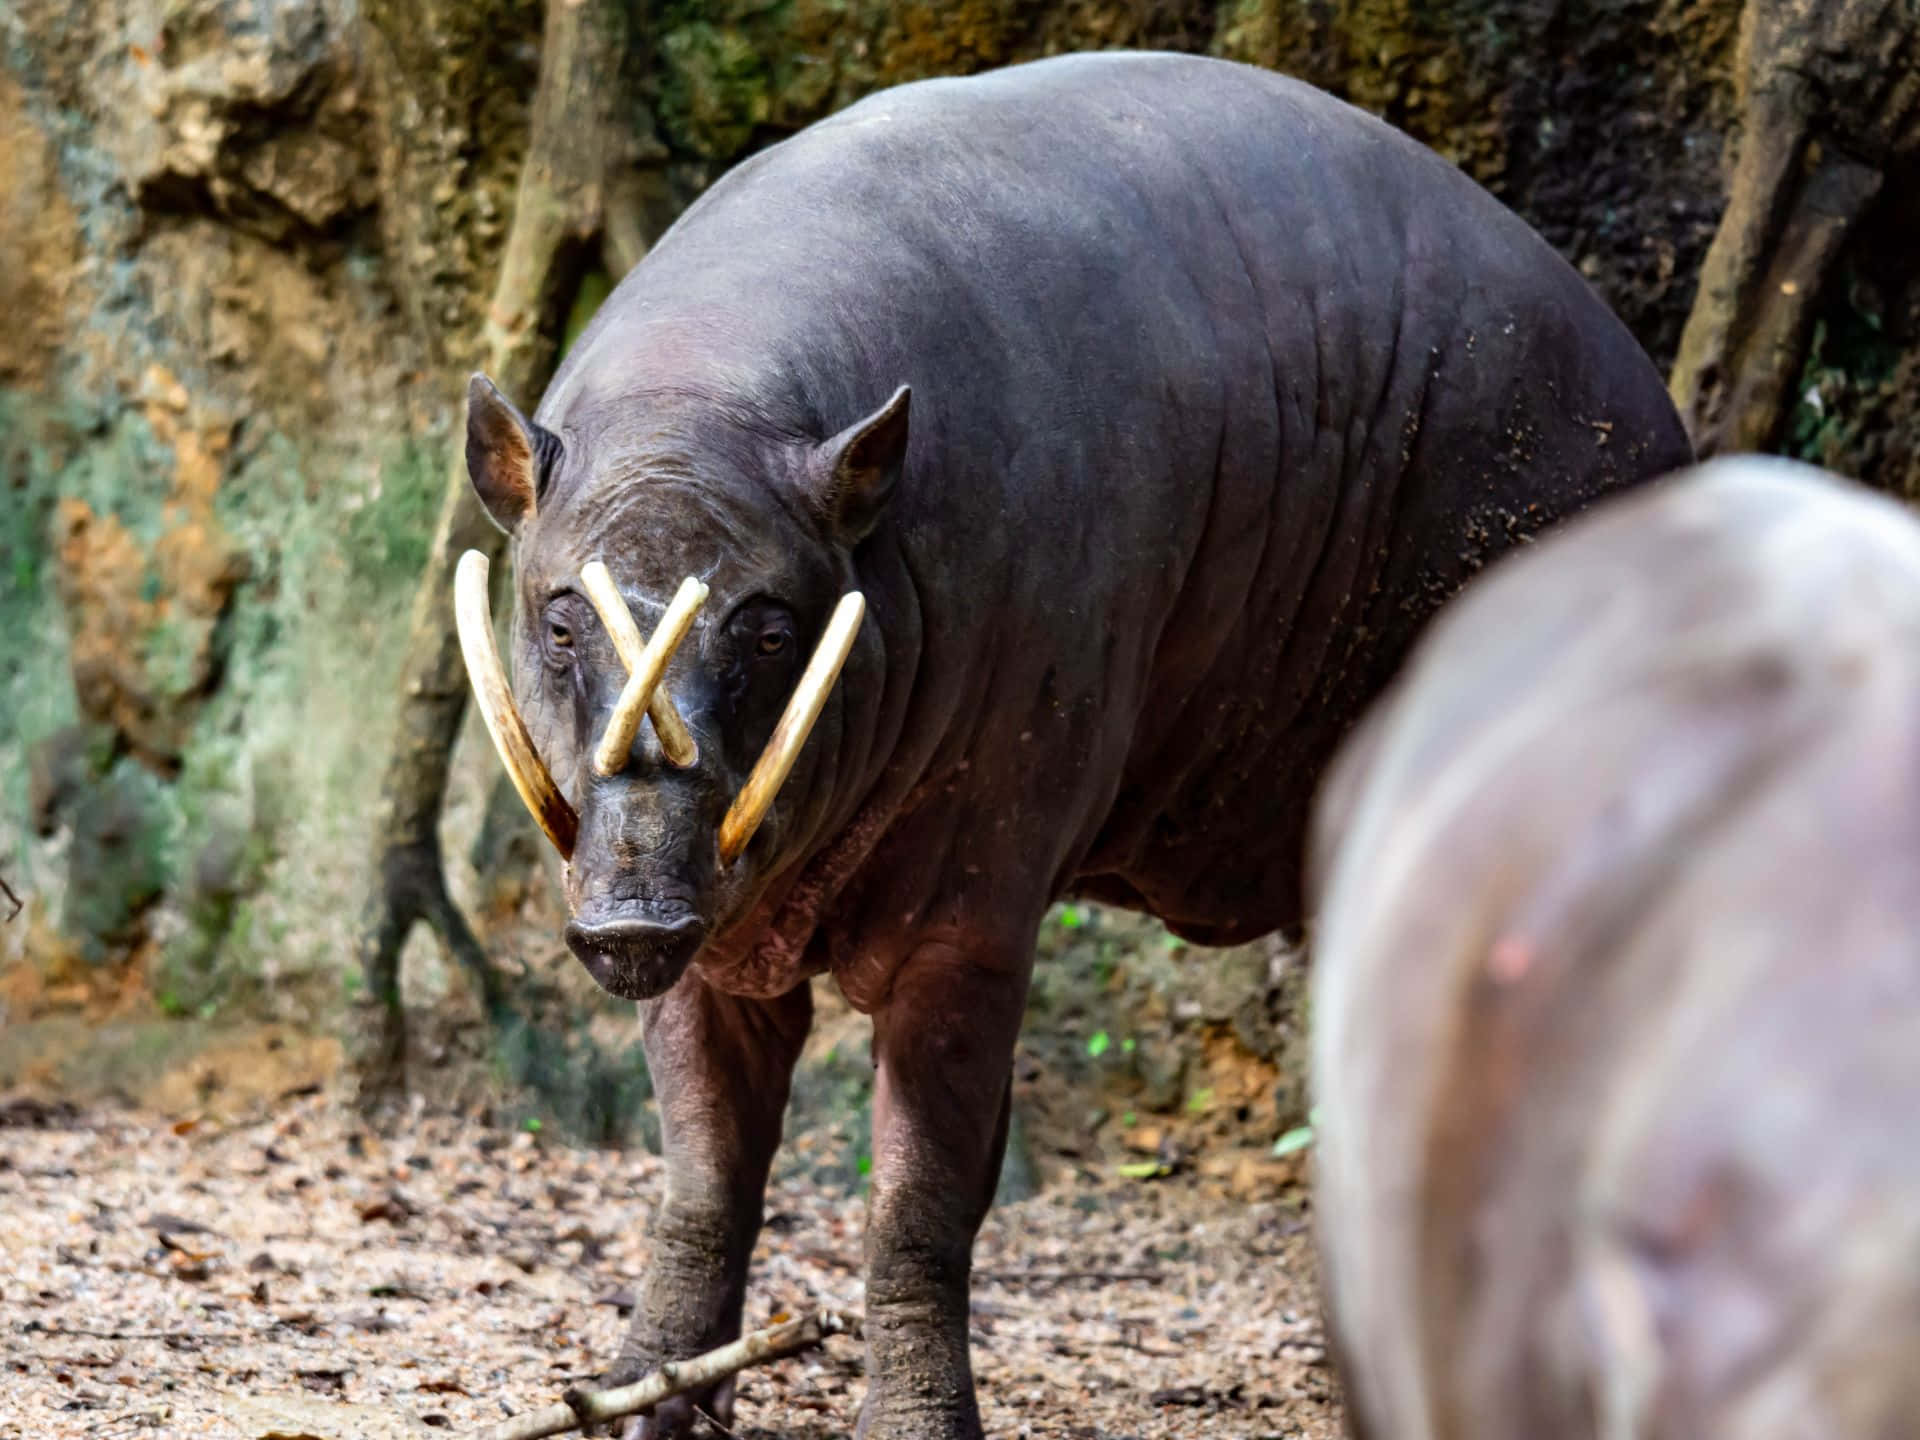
[
  {"x1": 1670, "y1": 0, "x2": 1919, "y2": 455},
  {"x1": 349, "y1": 0, "x2": 646, "y2": 1108}
]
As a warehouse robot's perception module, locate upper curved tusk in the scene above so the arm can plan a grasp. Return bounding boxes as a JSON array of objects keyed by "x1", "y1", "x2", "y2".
[
  {"x1": 582, "y1": 565, "x2": 708, "y2": 776},
  {"x1": 453, "y1": 549, "x2": 578, "y2": 859},
  {"x1": 580, "y1": 565, "x2": 704, "y2": 770},
  {"x1": 717, "y1": 591, "x2": 866, "y2": 866}
]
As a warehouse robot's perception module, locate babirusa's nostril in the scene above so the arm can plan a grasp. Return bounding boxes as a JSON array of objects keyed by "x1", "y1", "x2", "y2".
[{"x1": 564, "y1": 914, "x2": 708, "y2": 1001}]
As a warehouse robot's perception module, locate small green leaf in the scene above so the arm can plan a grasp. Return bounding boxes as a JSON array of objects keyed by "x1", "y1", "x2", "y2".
[
  {"x1": 1186, "y1": 1087, "x2": 1214, "y2": 1113},
  {"x1": 1272, "y1": 1125, "x2": 1315, "y2": 1158},
  {"x1": 856, "y1": 1154, "x2": 872, "y2": 1177},
  {"x1": 1117, "y1": 1160, "x2": 1169, "y2": 1180},
  {"x1": 1086, "y1": 1030, "x2": 1111, "y2": 1058},
  {"x1": 1122, "y1": 1110, "x2": 1137, "y2": 1126},
  {"x1": 522, "y1": 1116, "x2": 542, "y2": 1134},
  {"x1": 1058, "y1": 904, "x2": 1085, "y2": 930},
  {"x1": 1122, "y1": 1036, "x2": 1137, "y2": 1055}
]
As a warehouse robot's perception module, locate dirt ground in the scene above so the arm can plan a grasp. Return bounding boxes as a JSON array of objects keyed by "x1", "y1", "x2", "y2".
[{"x1": 0, "y1": 1088, "x2": 1342, "y2": 1440}]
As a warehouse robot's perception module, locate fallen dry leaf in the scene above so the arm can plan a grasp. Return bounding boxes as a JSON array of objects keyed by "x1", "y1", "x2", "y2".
[
  {"x1": 356, "y1": 1193, "x2": 415, "y2": 1225},
  {"x1": 2, "y1": 1097, "x2": 1341, "y2": 1438}
]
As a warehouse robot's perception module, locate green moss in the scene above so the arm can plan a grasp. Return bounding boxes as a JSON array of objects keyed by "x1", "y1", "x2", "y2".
[
  {"x1": 342, "y1": 440, "x2": 445, "y2": 588},
  {"x1": 1, "y1": 395, "x2": 84, "y2": 883},
  {"x1": 0, "y1": 394, "x2": 196, "y2": 831},
  {"x1": 781, "y1": 1028, "x2": 875, "y2": 1190},
  {"x1": 493, "y1": 1013, "x2": 659, "y2": 1147},
  {"x1": 0, "y1": 381, "x2": 448, "y2": 991},
  {"x1": 1788, "y1": 276, "x2": 1903, "y2": 466},
  {"x1": 141, "y1": 615, "x2": 206, "y2": 697},
  {"x1": 1324, "y1": 0, "x2": 1517, "y2": 179},
  {"x1": 560, "y1": 268, "x2": 615, "y2": 358},
  {"x1": 154, "y1": 430, "x2": 433, "y2": 992},
  {"x1": 60, "y1": 756, "x2": 174, "y2": 964},
  {"x1": 153, "y1": 762, "x2": 281, "y2": 1011},
  {"x1": 659, "y1": 20, "x2": 777, "y2": 158},
  {"x1": 0, "y1": 403, "x2": 63, "y2": 710},
  {"x1": 1210, "y1": 0, "x2": 1295, "y2": 68},
  {"x1": 47, "y1": 406, "x2": 178, "y2": 542}
]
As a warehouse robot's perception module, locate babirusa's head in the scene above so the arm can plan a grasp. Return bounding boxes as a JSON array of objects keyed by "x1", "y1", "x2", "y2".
[{"x1": 452, "y1": 372, "x2": 908, "y2": 999}]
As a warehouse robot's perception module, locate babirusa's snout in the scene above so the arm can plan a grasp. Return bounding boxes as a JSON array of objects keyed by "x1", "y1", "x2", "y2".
[
  {"x1": 580, "y1": 563, "x2": 707, "y2": 774},
  {"x1": 717, "y1": 591, "x2": 865, "y2": 865},
  {"x1": 564, "y1": 912, "x2": 708, "y2": 1000},
  {"x1": 453, "y1": 550, "x2": 578, "y2": 858}
]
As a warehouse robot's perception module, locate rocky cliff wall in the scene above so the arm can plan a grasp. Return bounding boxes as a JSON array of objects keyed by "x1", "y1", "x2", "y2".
[{"x1": 4, "y1": 0, "x2": 1915, "y2": 1034}]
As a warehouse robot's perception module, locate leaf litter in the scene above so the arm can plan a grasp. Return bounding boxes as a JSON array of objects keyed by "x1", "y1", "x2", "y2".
[{"x1": 0, "y1": 1090, "x2": 1340, "y2": 1438}]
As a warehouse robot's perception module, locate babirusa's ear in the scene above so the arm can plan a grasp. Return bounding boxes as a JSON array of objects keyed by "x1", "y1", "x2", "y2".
[
  {"x1": 466, "y1": 373, "x2": 560, "y2": 536},
  {"x1": 809, "y1": 385, "x2": 910, "y2": 544}
]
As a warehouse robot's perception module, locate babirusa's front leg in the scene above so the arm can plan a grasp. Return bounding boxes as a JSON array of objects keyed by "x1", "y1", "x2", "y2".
[
  {"x1": 857, "y1": 947, "x2": 1028, "y2": 1440},
  {"x1": 613, "y1": 974, "x2": 812, "y2": 1439}
]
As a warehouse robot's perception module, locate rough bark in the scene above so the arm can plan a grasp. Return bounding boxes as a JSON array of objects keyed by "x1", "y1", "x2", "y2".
[
  {"x1": 359, "y1": 0, "x2": 543, "y2": 361},
  {"x1": 350, "y1": 0, "x2": 647, "y2": 1107},
  {"x1": 1671, "y1": 0, "x2": 1920, "y2": 455}
]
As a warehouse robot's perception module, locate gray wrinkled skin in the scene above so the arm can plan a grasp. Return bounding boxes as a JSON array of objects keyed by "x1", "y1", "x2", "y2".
[
  {"x1": 468, "y1": 52, "x2": 1691, "y2": 1439},
  {"x1": 1311, "y1": 457, "x2": 1920, "y2": 1440}
]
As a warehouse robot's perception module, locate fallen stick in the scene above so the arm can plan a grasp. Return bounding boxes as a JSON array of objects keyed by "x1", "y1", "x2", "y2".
[{"x1": 476, "y1": 1311, "x2": 854, "y2": 1440}]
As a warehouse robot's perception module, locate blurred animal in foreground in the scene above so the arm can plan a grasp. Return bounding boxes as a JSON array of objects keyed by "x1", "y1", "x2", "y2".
[{"x1": 1310, "y1": 456, "x2": 1920, "y2": 1439}]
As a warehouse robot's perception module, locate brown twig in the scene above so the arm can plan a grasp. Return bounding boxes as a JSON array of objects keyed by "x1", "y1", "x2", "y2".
[
  {"x1": 1, "y1": 870, "x2": 22, "y2": 923},
  {"x1": 475, "y1": 1311, "x2": 853, "y2": 1440}
]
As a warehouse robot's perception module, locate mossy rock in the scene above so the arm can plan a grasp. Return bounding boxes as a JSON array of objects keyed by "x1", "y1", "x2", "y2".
[{"x1": 59, "y1": 754, "x2": 174, "y2": 965}]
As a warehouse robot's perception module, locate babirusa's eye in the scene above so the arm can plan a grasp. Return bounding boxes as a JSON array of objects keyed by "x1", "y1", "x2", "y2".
[
  {"x1": 757, "y1": 628, "x2": 789, "y2": 657},
  {"x1": 550, "y1": 623, "x2": 574, "y2": 649}
]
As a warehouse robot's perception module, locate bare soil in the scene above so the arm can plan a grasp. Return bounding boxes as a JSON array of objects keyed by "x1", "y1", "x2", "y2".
[{"x1": 0, "y1": 1090, "x2": 1341, "y2": 1440}]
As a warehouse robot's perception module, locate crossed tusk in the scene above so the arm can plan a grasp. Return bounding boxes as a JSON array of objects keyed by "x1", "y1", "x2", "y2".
[
  {"x1": 453, "y1": 550, "x2": 579, "y2": 859},
  {"x1": 454, "y1": 548, "x2": 866, "y2": 870},
  {"x1": 580, "y1": 563, "x2": 706, "y2": 774},
  {"x1": 717, "y1": 591, "x2": 866, "y2": 866}
]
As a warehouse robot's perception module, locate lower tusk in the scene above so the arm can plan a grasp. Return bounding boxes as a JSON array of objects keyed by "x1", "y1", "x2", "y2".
[
  {"x1": 583, "y1": 568, "x2": 709, "y2": 777},
  {"x1": 717, "y1": 592, "x2": 866, "y2": 866},
  {"x1": 453, "y1": 550, "x2": 578, "y2": 859}
]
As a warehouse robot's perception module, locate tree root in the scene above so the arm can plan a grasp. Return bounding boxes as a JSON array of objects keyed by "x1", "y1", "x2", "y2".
[{"x1": 349, "y1": 0, "x2": 652, "y2": 1109}]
